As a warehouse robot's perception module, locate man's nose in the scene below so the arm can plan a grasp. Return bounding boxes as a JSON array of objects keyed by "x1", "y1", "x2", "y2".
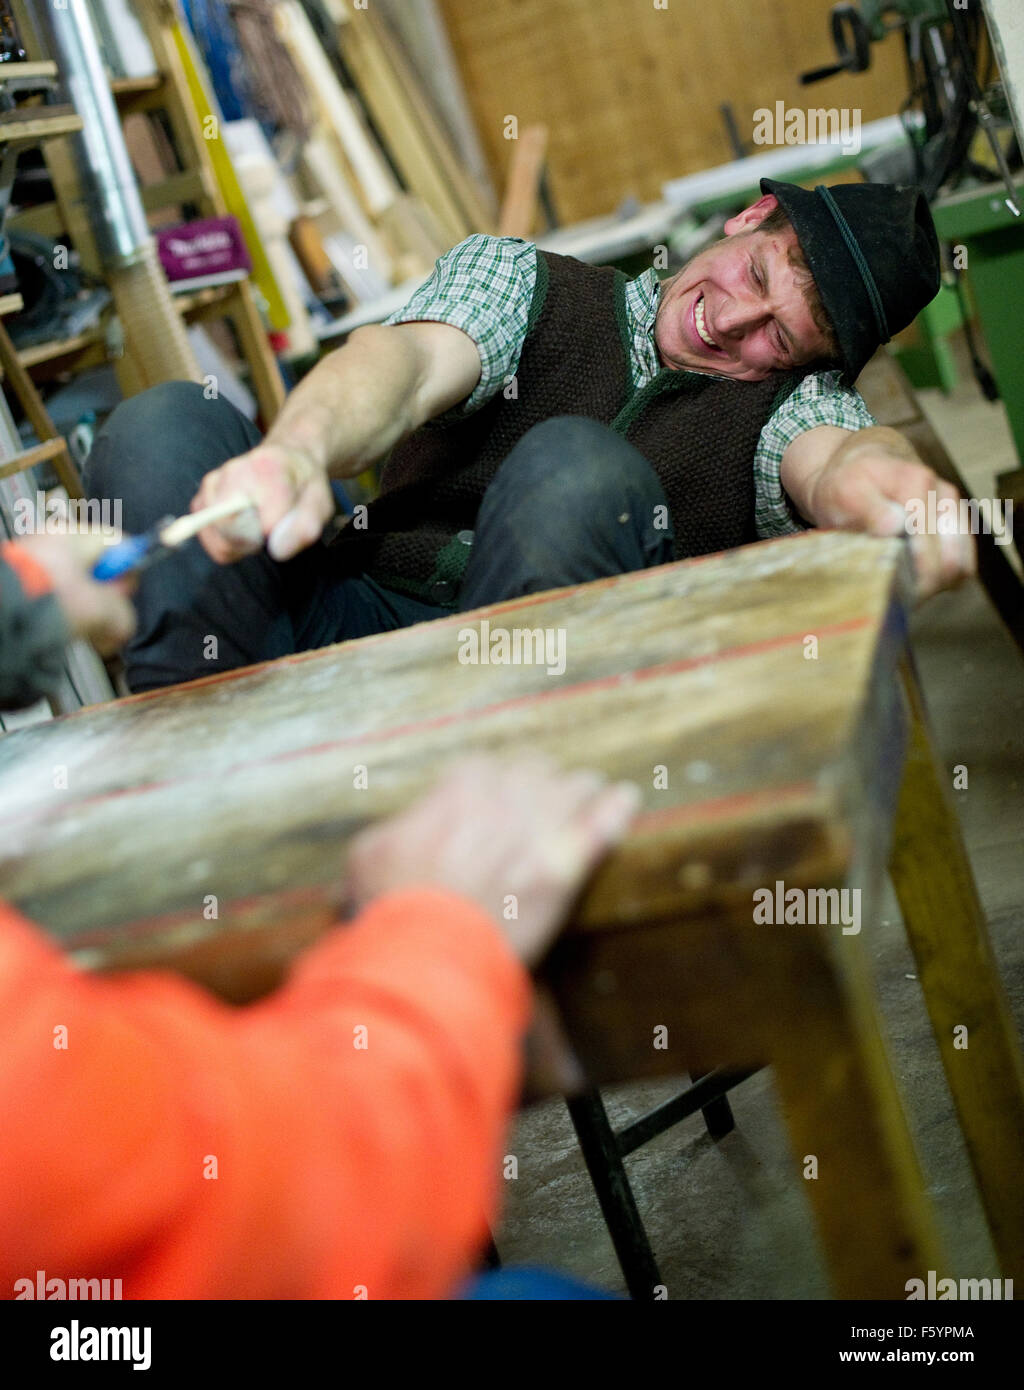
[{"x1": 715, "y1": 293, "x2": 767, "y2": 339}]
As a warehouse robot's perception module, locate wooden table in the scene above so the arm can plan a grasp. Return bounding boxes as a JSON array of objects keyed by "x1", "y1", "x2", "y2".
[{"x1": 1, "y1": 529, "x2": 1022, "y2": 1298}]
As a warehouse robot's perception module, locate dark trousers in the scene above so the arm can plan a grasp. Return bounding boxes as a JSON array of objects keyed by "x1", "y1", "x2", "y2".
[{"x1": 85, "y1": 382, "x2": 675, "y2": 692}]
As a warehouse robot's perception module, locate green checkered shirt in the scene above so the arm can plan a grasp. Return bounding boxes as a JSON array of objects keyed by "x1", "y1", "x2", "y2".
[{"x1": 384, "y1": 234, "x2": 876, "y2": 538}]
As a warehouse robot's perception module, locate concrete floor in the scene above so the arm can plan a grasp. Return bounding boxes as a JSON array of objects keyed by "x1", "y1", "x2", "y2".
[{"x1": 493, "y1": 349, "x2": 1024, "y2": 1298}]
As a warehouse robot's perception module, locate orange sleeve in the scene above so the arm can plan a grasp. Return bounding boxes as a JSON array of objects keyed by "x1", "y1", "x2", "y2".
[
  {"x1": 0, "y1": 888, "x2": 531, "y2": 1300},
  {"x1": 0, "y1": 540, "x2": 53, "y2": 599}
]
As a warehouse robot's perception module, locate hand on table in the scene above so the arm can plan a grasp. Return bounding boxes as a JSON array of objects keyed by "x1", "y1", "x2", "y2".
[
  {"x1": 809, "y1": 436, "x2": 977, "y2": 601},
  {"x1": 344, "y1": 755, "x2": 642, "y2": 968}
]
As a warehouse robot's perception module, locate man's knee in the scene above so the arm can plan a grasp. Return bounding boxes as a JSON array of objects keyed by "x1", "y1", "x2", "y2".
[
  {"x1": 84, "y1": 381, "x2": 256, "y2": 520},
  {"x1": 488, "y1": 415, "x2": 664, "y2": 520},
  {"x1": 91, "y1": 380, "x2": 208, "y2": 456}
]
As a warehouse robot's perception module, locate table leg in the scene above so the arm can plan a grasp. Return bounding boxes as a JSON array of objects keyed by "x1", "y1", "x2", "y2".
[
  {"x1": 770, "y1": 934, "x2": 947, "y2": 1299},
  {"x1": 889, "y1": 664, "x2": 1024, "y2": 1283},
  {"x1": 550, "y1": 909, "x2": 947, "y2": 1299}
]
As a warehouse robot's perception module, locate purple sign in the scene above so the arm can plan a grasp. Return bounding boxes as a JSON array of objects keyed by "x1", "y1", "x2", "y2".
[{"x1": 156, "y1": 216, "x2": 251, "y2": 285}]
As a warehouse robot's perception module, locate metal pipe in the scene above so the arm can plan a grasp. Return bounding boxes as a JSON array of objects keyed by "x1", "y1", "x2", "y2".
[{"x1": 28, "y1": 0, "x2": 150, "y2": 267}]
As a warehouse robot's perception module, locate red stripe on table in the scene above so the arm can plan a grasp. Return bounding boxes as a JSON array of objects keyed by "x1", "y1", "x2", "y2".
[
  {"x1": 63, "y1": 782, "x2": 821, "y2": 952},
  {"x1": 55, "y1": 530, "x2": 829, "y2": 716},
  {"x1": 3, "y1": 617, "x2": 868, "y2": 829},
  {"x1": 67, "y1": 880, "x2": 341, "y2": 951},
  {"x1": 1, "y1": 614, "x2": 872, "y2": 828}
]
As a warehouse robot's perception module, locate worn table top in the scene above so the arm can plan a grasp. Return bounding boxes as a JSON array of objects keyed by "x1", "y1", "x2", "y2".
[{"x1": 0, "y1": 530, "x2": 911, "y2": 1005}]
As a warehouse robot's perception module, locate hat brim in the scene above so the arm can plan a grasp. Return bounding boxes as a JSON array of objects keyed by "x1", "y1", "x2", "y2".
[{"x1": 759, "y1": 177, "x2": 866, "y2": 382}]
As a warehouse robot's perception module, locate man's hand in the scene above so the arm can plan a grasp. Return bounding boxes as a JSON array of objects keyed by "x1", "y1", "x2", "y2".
[
  {"x1": 13, "y1": 532, "x2": 136, "y2": 654},
  {"x1": 343, "y1": 756, "x2": 641, "y2": 968},
  {"x1": 191, "y1": 321, "x2": 482, "y2": 566},
  {"x1": 190, "y1": 442, "x2": 335, "y2": 564},
  {"x1": 782, "y1": 424, "x2": 976, "y2": 601}
]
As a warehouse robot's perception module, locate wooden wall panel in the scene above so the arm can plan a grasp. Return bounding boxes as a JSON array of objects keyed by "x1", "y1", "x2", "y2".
[{"x1": 438, "y1": 0, "x2": 909, "y2": 224}]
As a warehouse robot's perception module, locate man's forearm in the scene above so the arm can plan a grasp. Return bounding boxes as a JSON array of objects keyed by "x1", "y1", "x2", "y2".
[
  {"x1": 189, "y1": 320, "x2": 480, "y2": 563},
  {"x1": 263, "y1": 325, "x2": 424, "y2": 479},
  {"x1": 780, "y1": 424, "x2": 920, "y2": 526}
]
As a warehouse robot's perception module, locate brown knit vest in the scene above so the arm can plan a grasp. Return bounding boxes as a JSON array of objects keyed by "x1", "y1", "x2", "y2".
[{"x1": 328, "y1": 250, "x2": 803, "y2": 603}]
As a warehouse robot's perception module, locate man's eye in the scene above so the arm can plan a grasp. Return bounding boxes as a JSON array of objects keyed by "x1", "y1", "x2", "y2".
[{"x1": 750, "y1": 260, "x2": 764, "y2": 291}]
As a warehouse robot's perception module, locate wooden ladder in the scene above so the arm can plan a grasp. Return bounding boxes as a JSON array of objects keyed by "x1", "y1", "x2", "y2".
[
  {"x1": 0, "y1": 61, "x2": 80, "y2": 494},
  {"x1": 10, "y1": 0, "x2": 285, "y2": 425}
]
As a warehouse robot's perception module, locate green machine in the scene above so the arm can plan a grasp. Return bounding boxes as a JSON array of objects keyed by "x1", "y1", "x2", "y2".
[
  {"x1": 801, "y1": 0, "x2": 1022, "y2": 445},
  {"x1": 932, "y1": 180, "x2": 1024, "y2": 468},
  {"x1": 801, "y1": 0, "x2": 956, "y2": 87}
]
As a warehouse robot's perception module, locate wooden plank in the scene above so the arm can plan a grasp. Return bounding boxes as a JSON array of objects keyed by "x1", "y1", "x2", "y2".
[
  {"x1": 20, "y1": 126, "x2": 105, "y2": 279},
  {"x1": 0, "y1": 106, "x2": 82, "y2": 145},
  {"x1": 110, "y1": 74, "x2": 164, "y2": 99},
  {"x1": 498, "y1": 124, "x2": 548, "y2": 238},
  {"x1": 377, "y1": 193, "x2": 446, "y2": 280},
  {"x1": 289, "y1": 214, "x2": 337, "y2": 297},
  {"x1": 277, "y1": 0, "x2": 399, "y2": 220},
  {"x1": 7, "y1": 202, "x2": 63, "y2": 239},
  {"x1": 138, "y1": 168, "x2": 208, "y2": 214},
  {"x1": 219, "y1": 281, "x2": 286, "y2": 425},
  {"x1": 0, "y1": 61, "x2": 57, "y2": 83},
  {"x1": 376, "y1": 0, "x2": 498, "y2": 219},
  {"x1": 0, "y1": 436, "x2": 66, "y2": 481},
  {"x1": 889, "y1": 662, "x2": 1024, "y2": 1283},
  {"x1": 300, "y1": 135, "x2": 395, "y2": 287},
  {"x1": 335, "y1": 4, "x2": 476, "y2": 248},
  {"x1": 0, "y1": 314, "x2": 75, "y2": 467},
  {"x1": 16, "y1": 329, "x2": 106, "y2": 371},
  {"x1": 0, "y1": 313, "x2": 82, "y2": 496},
  {"x1": 770, "y1": 941, "x2": 948, "y2": 1299},
  {"x1": 358, "y1": 5, "x2": 494, "y2": 233}
]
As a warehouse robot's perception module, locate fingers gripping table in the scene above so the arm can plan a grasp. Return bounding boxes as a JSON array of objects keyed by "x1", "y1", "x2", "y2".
[{"x1": 1, "y1": 530, "x2": 1021, "y2": 1299}]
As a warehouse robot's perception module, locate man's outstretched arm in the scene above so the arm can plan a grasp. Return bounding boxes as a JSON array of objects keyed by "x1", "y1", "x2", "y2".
[
  {"x1": 780, "y1": 424, "x2": 976, "y2": 599},
  {"x1": 192, "y1": 320, "x2": 482, "y2": 564}
]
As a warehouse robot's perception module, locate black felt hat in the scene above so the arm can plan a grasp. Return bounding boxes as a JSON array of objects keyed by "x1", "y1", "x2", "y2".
[{"x1": 759, "y1": 177, "x2": 941, "y2": 383}]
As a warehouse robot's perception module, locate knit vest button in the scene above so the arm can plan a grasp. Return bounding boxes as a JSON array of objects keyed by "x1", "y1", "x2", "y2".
[
  {"x1": 431, "y1": 580, "x2": 455, "y2": 602},
  {"x1": 457, "y1": 530, "x2": 474, "y2": 546}
]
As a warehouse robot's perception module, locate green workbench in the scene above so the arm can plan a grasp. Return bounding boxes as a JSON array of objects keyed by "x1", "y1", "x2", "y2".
[{"x1": 932, "y1": 182, "x2": 1024, "y2": 466}]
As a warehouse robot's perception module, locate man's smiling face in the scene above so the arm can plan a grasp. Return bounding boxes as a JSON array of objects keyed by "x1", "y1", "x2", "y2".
[{"x1": 655, "y1": 194, "x2": 834, "y2": 381}]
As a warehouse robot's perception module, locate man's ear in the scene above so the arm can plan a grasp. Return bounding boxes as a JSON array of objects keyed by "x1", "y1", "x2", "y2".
[{"x1": 723, "y1": 192, "x2": 777, "y2": 237}]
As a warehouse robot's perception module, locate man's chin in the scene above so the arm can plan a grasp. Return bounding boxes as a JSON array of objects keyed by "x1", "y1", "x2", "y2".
[
  {"x1": 658, "y1": 349, "x2": 769, "y2": 383},
  {"x1": 658, "y1": 328, "x2": 725, "y2": 375},
  {"x1": 655, "y1": 336, "x2": 695, "y2": 372},
  {"x1": 658, "y1": 340, "x2": 726, "y2": 374}
]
